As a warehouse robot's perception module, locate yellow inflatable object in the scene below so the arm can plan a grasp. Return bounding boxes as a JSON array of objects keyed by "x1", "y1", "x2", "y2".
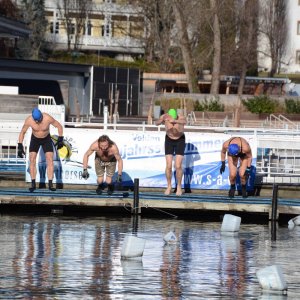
[
  {"x1": 58, "y1": 145, "x2": 71, "y2": 159},
  {"x1": 51, "y1": 135, "x2": 72, "y2": 159}
]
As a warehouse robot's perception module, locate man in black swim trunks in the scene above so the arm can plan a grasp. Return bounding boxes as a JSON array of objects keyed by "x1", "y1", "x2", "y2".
[
  {"x1": 156, "y1": 108, "x2": 186, "y2": 196},
  {"x1": 18, "y1": 107, "x2": 64, "y2": 192},
  {"x1": 220, "y1": 137, "x2": 252, "y2": 198}
]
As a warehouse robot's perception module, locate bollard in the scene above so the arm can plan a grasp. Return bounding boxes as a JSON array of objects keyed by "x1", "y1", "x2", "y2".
[
  {"x1": 271, "y1": 184, "x2": 279, "y2": 241},
  {"x1": 271, "y1": 184, "x2": 278, "y2": 222},
  {"x1": 132, "y1": 178, "x2": 141, "y2": 215},
  {"x1": 131, "y1": 214, "x2": 140, "y2": 234}
]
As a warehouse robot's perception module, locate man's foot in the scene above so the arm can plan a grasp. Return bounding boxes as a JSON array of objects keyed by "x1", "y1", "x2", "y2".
[
  {"x1": 29, "y1": 179, "x2": 36, "y2": 192},
  {"x1": 242, "y1": 185, "x2": 247, "y2": 198},
  {"x1": 184, "y1": 188, "x2": 192, "y2": 193},
  {"x1": 176, "y1": 188, "x2": 183, "y2": 196},
  {"x1": 107, "y1": 184, "x2": 114, "y2": 195},
  {"x1": 228, "y1": 188, "x2": 235, "y2": 198},
  {"x1": 29, "y1": 185, "x2": 36, "y2": 192},
  {"x1": 48, "y1": 180, "x2": 56, "y2": 191},
  {"x1": 164, "y1": 187, "x2": 172, "y2": 195},
  {"x1": 49, "y1": 184, "x2": 56, "y2": 191},
  {"x1": 96, "y1": 185, "x2": 103, "y2": 195}
]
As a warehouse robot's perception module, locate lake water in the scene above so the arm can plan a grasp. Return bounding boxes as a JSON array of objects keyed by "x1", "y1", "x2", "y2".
[{"x1": 0, "y1": 213, "x2": 299, "y2": 299}]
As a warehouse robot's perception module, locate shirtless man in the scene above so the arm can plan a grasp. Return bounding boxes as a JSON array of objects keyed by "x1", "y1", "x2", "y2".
[
  {"x1": 18, "y1": 107, "x2": 64, "y2": 192},
  {"x1": 220, "y1": 137, "x2": 252, "y2": 198},
  {"x1": 156, "y1": 108, "x2": 186, "y2": 196},
  {"x1": 82, "y1": 134, "x2": 123, "y2": 195}
]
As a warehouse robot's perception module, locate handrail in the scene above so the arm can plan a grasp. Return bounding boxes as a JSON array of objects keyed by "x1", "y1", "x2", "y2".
[{"x1": 266, "y1": 114, "x2": 298, "y2": 129}]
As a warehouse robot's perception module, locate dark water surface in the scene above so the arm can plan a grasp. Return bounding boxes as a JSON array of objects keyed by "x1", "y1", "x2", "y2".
[{"x1": 0, "y1": 213, "x2": 299, "y2": 299}]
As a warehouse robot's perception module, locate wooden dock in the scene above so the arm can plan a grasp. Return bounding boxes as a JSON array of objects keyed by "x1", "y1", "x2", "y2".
[{"x1": 1, "y1": 187, "x2": 300, "y2": 221}]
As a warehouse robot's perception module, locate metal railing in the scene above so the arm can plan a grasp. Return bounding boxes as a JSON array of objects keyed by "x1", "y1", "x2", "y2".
[{"x1": 263, "y1": 114, "x2": 299, "y2": 130}]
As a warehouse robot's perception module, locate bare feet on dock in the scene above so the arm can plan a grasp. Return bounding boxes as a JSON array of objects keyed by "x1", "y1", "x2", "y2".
[
  {"x1": 176, "y1": 188, "x2": 183, "y2": 196},
  {"x1": 164, "y1": 187, "x2": 172, "y2": 195}
]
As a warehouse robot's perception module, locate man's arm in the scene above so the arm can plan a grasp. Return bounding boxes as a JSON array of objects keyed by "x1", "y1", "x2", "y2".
[
  {"x1": 173, "y1": 115, "x2": 186, "y2": 125},
  {"x1": 50, "y1": 117, "x2": 63, "y2": 136},
  {"x1": 155, "y1": 113, "x2": 169, "y2": 126},
  {"x1": 83, "y1": 144, "x2": 96, "y2": 169},
  {"x1": 18, "y1": 119, "x2": 30, "y2": 143},
  {"x1": 220, "y1": 143, "x2": 227, "y2": 162},
  {"x1": 113, "y1": 145, "x2": 123, "y2": 175},
  {"x1": 246, "y1": 148, "x2": 252, "y2": 168}
]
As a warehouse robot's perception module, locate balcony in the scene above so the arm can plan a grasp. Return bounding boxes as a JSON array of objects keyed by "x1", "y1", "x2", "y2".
[{"x1": 46, "y1": 33, "x2": 144, "y2": 54}]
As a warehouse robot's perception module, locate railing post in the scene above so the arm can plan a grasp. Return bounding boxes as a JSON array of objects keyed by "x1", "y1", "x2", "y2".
[
  {"x1": 271, "y1": 183, "x2": 279, "y2": 241},
  {"x1": 132, "y1": 178, "x2": 141, "y2": 215}
]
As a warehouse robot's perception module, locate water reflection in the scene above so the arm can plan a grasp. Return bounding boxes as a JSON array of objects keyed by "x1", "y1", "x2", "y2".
[{"x1": 1, "y1": 215, "x2": 300, "y2": 299}]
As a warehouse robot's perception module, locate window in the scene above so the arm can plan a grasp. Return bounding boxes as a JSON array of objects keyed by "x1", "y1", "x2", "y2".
[
  {"x1": 71, "y1": 23, "x2": 75, "y2": 35},
  {"x1": 296, "y1": 50, "x2": 300, "y2": 64},
  {"x1": 101, "y1": 24, "x2": 110, "y2": 37},
  {"x1": 102, "y1": 15, "x2": 112, "y2": 37},
  {"x1": 83, "y1": 21, "x2": 92, "y2": 35},
  {"x1": 50, "y1": 22, "x2": 59, "y2": 34}
]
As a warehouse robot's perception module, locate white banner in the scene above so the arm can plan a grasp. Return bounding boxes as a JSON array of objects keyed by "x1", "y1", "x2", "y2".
[{"x1": 26, "y1": 128, "x2": 257, "y2": 190}]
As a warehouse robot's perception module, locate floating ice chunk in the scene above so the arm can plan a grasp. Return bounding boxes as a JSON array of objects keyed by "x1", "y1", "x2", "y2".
[{"x1": 256, "y1": 265, "x2": 288, "y2": 292}]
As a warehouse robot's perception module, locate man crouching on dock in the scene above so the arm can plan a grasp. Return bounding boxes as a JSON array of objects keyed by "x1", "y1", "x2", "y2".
[
  {"x1": 220, "y1": 136, "x2": 252, "y2": 198},
  {"x1": 82, "y1": 135, "x2": 123, "y2": 195},
  {"x1": 156, "y1": 108, "x2": 186, "y2": 196}
]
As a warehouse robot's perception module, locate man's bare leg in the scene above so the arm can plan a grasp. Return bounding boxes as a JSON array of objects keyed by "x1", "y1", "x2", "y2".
[
  {"x1": 29, "y1": 152, "x2": 37, "y2": 192},
  {"x1": 164, "y1": 155, "x2": 173, "y2": 195},
  {"x1": 175, "y1": 155, "x2": 184, "y2": 196}
]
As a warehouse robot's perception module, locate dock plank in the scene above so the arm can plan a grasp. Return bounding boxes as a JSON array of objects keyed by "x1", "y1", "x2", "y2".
[{"x1": 1, "y1": 187, "x2": 300, "y2": 219}]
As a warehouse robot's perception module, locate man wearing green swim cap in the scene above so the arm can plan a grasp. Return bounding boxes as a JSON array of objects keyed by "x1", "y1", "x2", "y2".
[{"x1": 155, "y1": 108, "x2": 186, "y2": 196}]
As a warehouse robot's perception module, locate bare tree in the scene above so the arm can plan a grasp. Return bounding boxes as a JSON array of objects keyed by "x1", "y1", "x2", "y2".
[
  {"x1": 171, "y1": 0, "x2": 198, "y2": 93},
  {"x1": 0, "y1": 0, "x2": 18, "y2": 18},
  {"x1": 57, "y1": 0, "x2": 92, "y2": 52},
  {"x1": 232, "y1": 0, "x2": 259, "y2": 126},
  {"x1": 259, "y1": 0, "x2": 288, "y2": 77},
  {"x1": 209, "y1": 0, "x2": 221, "y2": 95},
  {"x1": 236, "y1": 0, "x2": 259, "y2": 95},
  {"x1": 17, "y1": 0, "x2": 48, "y2": 60},
  {"x1": 130, "y1": 0, "x2": 175, "y2": 72}
]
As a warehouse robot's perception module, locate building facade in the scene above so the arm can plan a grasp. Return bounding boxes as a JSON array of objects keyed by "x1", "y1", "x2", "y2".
[
  {"x1": 45, "y1": 0, "x2": 145, "y2": 59},
  {"x1": 258, "y1": 0, "x2": 300, "y2": 74}
]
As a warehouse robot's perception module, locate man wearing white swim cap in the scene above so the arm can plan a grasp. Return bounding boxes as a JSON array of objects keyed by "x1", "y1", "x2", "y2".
[
  {"x1": 155, "y1": 108, "x2": 186, "y2": 196},
  {"x1": 18, "y1": 107, "x2": 64, "y2": 192},
  {"x1": 220, "y1": 137, "x2": 252, "y2": 198}
]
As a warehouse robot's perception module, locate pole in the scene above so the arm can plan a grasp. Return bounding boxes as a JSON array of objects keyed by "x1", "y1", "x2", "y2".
[
  {"x1": 271, "y1": 183, "x2": 279, "y2": 241},
  {"x1": 103, "y1": 105, "x2": 108, "y2": 130},
  {"x1": 271, "y1": 184, "x2": 278, "y2": 221},
  {"x1": 132, "y1": 178, "x2": 141, "y2": 215}
]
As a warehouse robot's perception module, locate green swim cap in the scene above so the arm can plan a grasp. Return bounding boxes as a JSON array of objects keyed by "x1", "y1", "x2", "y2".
[{"x1": 168, "y1": 108, "x2": 177, "y2": 119}]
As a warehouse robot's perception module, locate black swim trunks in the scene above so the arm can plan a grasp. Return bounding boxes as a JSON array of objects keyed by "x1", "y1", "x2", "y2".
[
  {"x1": 29, "y1": 134, "x2": 53, "y2": 153},
  {"x1": 165, "y1": 134, "x2": 185, "y2": 156}
]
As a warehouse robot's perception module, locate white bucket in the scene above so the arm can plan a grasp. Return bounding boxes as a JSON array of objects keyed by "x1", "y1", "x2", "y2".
[
  {"x1": 291, "y1": 215, "x2": 300, "y2": 226},
  {"x1": 163, "y1": 231, "x2": 177, "y2": 244},
  {"x1": 221, "y1": 214, "x2": 241, "y2": 233},
  {"x1": 121, "y1": 235, "x2": 146, "y2": 260},
  {"x1": 288, "y1": 219, "x2": 295, "y2": 230},
  {"x1": 256, "y1": 265, "x2": 288, "y2": 291}
]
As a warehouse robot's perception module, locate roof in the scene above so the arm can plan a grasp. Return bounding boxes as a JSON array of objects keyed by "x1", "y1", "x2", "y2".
[{"x1": 0, "y1": 15, "x2": 31, "y2": 38}]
